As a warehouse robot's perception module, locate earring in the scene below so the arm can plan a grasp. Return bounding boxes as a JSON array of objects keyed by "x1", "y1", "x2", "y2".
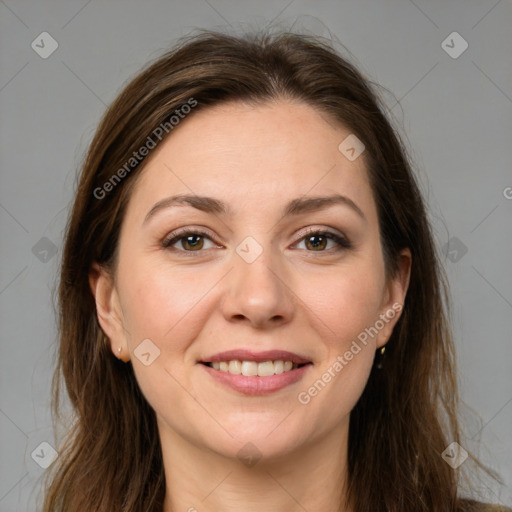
[
  {"x1": 376, "y1": 345, "x2": 386, "y2": 370},
  {"x1": 117, "y1": 347, "x2": 122, "y2": 358}
]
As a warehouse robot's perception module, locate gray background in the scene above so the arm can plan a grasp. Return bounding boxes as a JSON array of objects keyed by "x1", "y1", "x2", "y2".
[{"x1": 1, "y1": 0, "x2": 511, "y2": 510}]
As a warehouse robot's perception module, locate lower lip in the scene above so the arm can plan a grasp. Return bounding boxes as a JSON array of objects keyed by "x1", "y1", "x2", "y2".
[{"x1": 199, "y1": 363, "x2": 313, "y2": 396}]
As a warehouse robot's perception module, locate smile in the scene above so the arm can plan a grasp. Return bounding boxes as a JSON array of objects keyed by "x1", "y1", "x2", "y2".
[
  {"x1": 202, "y1": 360, "x2": 306, "y2": 376},
  {"x1": 199, "y1": 361, "x2": 313, "y2": 395}
]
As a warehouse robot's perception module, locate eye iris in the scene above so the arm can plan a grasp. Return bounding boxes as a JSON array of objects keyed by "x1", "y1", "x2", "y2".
[
  {"x1": 182, "y1": 234, "x2": 204, "y2": 250},
  {"x1": 306, "y1": 234, "x2": 327, "y2": 251}
]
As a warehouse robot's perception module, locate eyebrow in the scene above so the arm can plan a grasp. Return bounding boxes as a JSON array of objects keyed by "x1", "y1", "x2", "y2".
[{"x1": 143, "y1": 193, "x2": 366, "y2": 225}]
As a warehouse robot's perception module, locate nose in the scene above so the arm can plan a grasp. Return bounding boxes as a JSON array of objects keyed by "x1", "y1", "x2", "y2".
[{"x1": 220, "y1": 248, "x2": 295, "y2": 329}]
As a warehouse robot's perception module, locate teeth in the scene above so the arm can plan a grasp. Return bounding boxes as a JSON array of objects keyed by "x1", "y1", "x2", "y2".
[
  {"x1": 228, "y1": 360, "x2": 242, "y2": 374},
  {"x1": 274, "y1": 360, "x2": 284, "y2": 374},
  {"x1": 255, "y1": 361, "x2": 273, "y2": 377},
  {"x1": 241, "y1": 361, "x2": 259, "y2": 376},
  {"x1": 208, "y1": 360, "x2": 301, "y2": 376}
]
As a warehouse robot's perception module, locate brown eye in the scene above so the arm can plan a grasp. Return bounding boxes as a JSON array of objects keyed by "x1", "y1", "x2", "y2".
[
  {"x1": 305, "y1": 234, "x2": 328, "y2": 251},
  {"x1": 180, "y1": 234, "x2": 204, "y2": 251},
  {"x1": 163, "y1": 229, "x2": 218, "y2": 252},
  {"x1": 295, "y1": 230, "x2": 351, "y2": 252}
]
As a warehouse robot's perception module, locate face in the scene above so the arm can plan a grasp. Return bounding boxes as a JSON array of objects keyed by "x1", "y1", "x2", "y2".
[{"x1": 90, "y1": 100, "x2": 410, "y2": 462}]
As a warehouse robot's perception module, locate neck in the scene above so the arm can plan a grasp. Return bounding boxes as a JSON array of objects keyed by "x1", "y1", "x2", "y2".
[{"x1": 160, "y1": 418, "x2": 352, "y2": 512}]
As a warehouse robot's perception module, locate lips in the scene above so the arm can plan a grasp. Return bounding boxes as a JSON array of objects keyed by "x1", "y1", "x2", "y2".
[
  {"x1": 198, "y1": 349, "x2": 312, "y2": 365},
  {"x1": 199, "y1": 360, "x2": 312, "y2": 395},
  {"x1": 197, "y1": 349, "x2": 313, "y2": 395}
]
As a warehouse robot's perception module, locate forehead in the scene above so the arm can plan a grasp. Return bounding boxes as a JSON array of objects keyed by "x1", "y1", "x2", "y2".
[{"x1": 125, "y1": 100, "x2": 375, "y2": 220}]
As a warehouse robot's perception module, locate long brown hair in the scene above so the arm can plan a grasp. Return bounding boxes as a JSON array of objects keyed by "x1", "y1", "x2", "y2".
[{"x1": 44, "y1": 29, "x2": 503, "y2": 511}]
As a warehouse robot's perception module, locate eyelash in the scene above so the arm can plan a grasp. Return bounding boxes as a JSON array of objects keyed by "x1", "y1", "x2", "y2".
[{"x1": 162, "y1": 227, "x2": 352, "y2": 255}]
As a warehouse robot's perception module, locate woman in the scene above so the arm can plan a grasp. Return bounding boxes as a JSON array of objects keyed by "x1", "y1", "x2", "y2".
[{"x1": 43, "y1": 30, "x2": 509, "y2": 511}]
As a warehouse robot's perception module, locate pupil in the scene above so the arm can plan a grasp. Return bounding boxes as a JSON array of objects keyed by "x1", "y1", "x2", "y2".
[
  {"x1": 185, "y1": 235, "x2": 203, "y2": 250},
  {"x1": 308, "y1": 235, "x2": 326, "y2": 250}
]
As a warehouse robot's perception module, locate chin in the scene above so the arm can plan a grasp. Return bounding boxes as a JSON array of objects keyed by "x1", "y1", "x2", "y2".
[{"x1": 201, "y1": 419, "x2": 309, "y2": 463}]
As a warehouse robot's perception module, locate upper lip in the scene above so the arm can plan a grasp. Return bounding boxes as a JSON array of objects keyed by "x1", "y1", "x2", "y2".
[{"x1": 198, "y1": 349, "x2": 312, "y2": 365}]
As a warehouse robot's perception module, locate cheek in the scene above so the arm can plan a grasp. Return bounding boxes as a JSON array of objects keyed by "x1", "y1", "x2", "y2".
[
  {"x1": 299, "y1": 262, "x2": 385, "y2": 346},
  {"x1": 118, "y1": 258, "x2": 216, "y2": 344},
  {"x1": 293, "y1": 261, "x2": 383, "y2": 401},
  {"x1": 294, "y1": 271, "x2": 382, "y2": 426},
  {"x1": 116, "y1": 260, "x2": 216, "y2": 416}
]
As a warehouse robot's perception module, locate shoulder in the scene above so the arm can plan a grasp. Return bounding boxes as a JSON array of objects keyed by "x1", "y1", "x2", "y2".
[{"x1": 458, "y1": 499, "x2": 512, "y2": 512}]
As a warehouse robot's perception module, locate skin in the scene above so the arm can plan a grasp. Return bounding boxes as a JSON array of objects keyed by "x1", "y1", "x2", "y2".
[{"x1": 90, "y1": 99, "x2": 411, "y2": 512}]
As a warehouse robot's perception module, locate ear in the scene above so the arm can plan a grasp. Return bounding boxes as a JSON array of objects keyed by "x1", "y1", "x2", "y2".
[
  {"x1": 376, "y1": 248, "x2": 411, "y2": 348},
  {"x1": 89, "y1": 262, "x2": 130, "y2": 362}
]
